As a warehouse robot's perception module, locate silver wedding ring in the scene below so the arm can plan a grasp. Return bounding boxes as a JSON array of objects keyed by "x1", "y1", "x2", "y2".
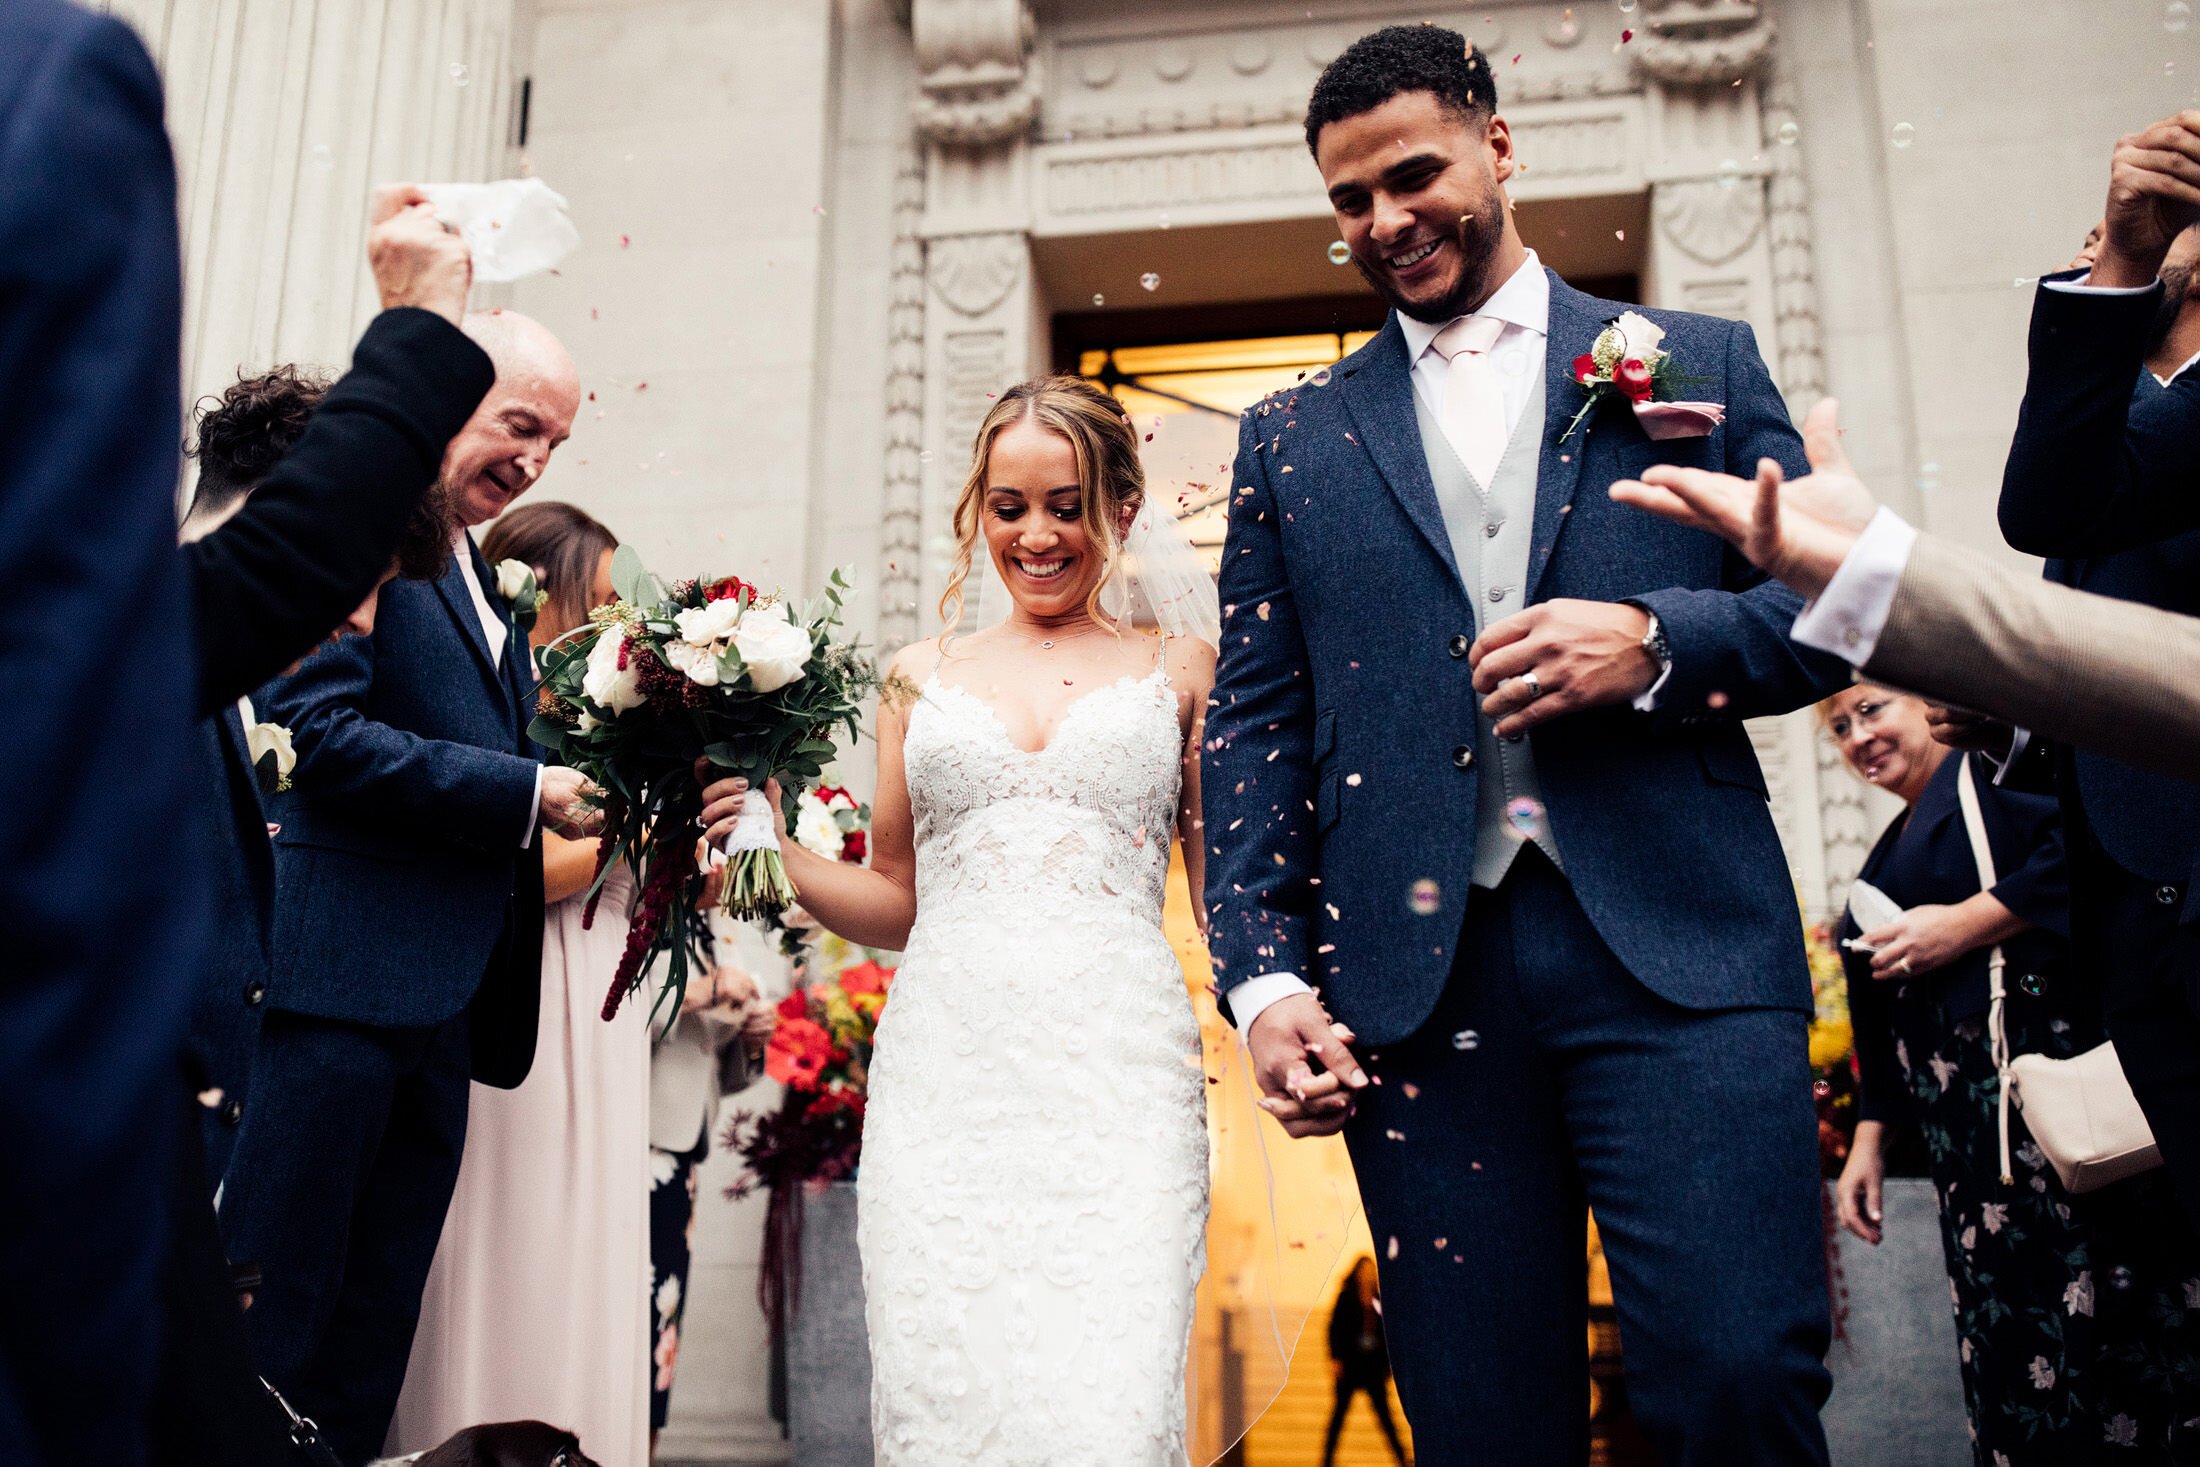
[
  {"x1": 1519, "y1": 670, "x2": 1544, "y2": 700},
  {"x1": 1897, "y1": 957, "x2": 1913, "y2": 974}
]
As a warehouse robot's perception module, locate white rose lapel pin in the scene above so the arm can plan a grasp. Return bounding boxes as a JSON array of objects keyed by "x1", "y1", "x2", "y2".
[
  {"x1": 494, "y1": 557, "x2": 549, "y2": 636},
  {"x1": 1559, "y1": 310, "x2": 1726, "y2": 444},
  {"x1": 237, "y1": 696, "x2": 296, "y2": 796}
]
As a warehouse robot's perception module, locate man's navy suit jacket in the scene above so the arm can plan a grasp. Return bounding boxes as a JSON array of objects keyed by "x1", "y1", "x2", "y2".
[
  {"x1": 1204, "y1": 272, "x2": 1849, "y2": 1046},
  {"x1": 258, "y1": 540, "x2": 545, "y2": 1086},
  {"x1": 0, "y1": 5, "x2": 199, "y2": 1462}
]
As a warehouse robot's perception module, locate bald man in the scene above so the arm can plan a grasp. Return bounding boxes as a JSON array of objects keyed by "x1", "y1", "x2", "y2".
[{"x1": 219, "y1": 309, "x2": 586, "y2": 1463}]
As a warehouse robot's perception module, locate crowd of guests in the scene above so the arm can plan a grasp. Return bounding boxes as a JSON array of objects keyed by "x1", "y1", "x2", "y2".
[{"x1": 9, "y1": 0, "x2": 2200, "y2": 1463}]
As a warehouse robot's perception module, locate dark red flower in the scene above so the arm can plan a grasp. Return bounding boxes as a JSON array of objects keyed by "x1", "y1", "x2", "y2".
[
  {"x1": 840, "y1": 829, "x2": 868, "y2": 863},
  {"x1": 1615, "y1": 356, "x2": 1655, "y2": 402},
  {"x1": 1571, "y1": 352, "x2": 1600, "y2": 386},
  {"x1": 706, "y1": 575, "x2": 756, "y2": 604}
]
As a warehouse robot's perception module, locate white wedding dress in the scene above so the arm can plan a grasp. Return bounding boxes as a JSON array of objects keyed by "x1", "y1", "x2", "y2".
[{"x1": 857, "y1": 658, "x2": 1211, "y2": 1465}]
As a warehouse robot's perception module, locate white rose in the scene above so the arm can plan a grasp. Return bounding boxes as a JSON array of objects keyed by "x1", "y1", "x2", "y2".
[
  {"x1": 1613, "y1": 309, "x2": 1666, "y2": 363},
  {"x1": 582, "y1": 629, "x2": 647, "y2": 714},
  {"x1": 241, "y1": 710, "x2": 296, "y2": 780},
  {"x1": 794, "y1": 793, "x2": 845, "y2": 859},
  {"x1": 494, "y1": 558, "x2": 534, "y2": 604},
  {"x1": 577, "y1": 710, "x2": 601, "y2": 734},
  {"x1": 661, "y1": 637, "x2": 722, "y2": 688},
  {"x1": 729, "y1": 606, "x2": 810, "y2": 693},
  {"x1": 673, "y1": 598, "x2": 744, "y2": 647}
]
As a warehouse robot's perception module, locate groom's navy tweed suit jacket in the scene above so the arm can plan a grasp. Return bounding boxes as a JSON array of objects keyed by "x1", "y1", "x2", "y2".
[
  {"x1": 257, "y1": 539, "x2": 546, "y2": 1087},
  {"x1": 1204, "y1": 273, "x2": 1849, "y2": 1045}
]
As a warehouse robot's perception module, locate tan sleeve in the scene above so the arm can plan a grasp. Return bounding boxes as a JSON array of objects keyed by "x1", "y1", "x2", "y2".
[{"x1": 1865, "y1": 532, "x2": 2200, "y2": 780}]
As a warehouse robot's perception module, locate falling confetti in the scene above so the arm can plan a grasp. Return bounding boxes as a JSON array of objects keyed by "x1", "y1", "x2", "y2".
[
  {"x1": 1618, "y1": 28, "x2": 1632, "y2": 43},
  {"x1": 1452, "y1": 1030, "x2": 1480, "y2": 1051},
  {"x1": 1707, "y1": 690, "x2": 1730, "y2": 710},
  {"x1": 1408, "y1": 879, "x2": 1441, "y2": 915},
  {"x1": 1327, "y1": 240, "x2": 1353, "y2": 266},
  {"x1": 619, "y1": 234, "x2": 631, "y2": 249},
  {"x1": 1890, "y1": 122, "x2": 1916, "y2": 149},
  {"x1": 1345, "y1": 773, "x2": 1363, "y2": 787},
  {"x1": 1386, "y1": 1236, "x2": 1400, "y2": 1260},
  {"x1": 1140, "y1": 272, "x2": 1161, "y2": 292}
]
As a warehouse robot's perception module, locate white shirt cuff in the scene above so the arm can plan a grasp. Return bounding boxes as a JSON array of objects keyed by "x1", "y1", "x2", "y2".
[
  {"x1": 1789, "y1": 507, "x2": 1918, "y2": 667},
  {"x1": 522, "y1": 764, "x2": 544, "y2": 847},
  {"x1": 1631, "y1": 653, "x2": 1674, "y2": 712},
  {"x1": 1225, "y1": 971, "x2": 1315, "y2": 1033},
  {"x1": 2042, "y1": 271, "x2": 2156, "y2": 297}
]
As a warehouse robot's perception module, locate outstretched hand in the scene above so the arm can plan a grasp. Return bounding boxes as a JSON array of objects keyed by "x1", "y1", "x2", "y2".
[
  {"x1": 1246, "y1": 992, "x2": 1367, "y2": 1139},
  {"x1": 1607, "y1": 397, "x2": 1877, "y2": 600},
  {"x1": 366, "y1": 183, "x2": 472, "y2": 325},
  {"x1": 2093, "y1": 109, "x2": 2200, "y2": 288}
]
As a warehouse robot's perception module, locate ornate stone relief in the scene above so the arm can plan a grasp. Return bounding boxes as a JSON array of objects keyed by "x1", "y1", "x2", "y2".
[
  {"x1": 1653, "y1": 176, "x2": 1767, "y2": 264},
  {"x1": 877, "y1": 145, "x2": 930, "y2": 657},
  {"x1": 908, "y1": 0, "x2": 1041, "y2": 147},
  {"x1": 1628, "y1": 0, "x2": 1774, "y2": 87},
  {"x1": 927, "y1": 231, "x2": 1024, "y2": 316}
]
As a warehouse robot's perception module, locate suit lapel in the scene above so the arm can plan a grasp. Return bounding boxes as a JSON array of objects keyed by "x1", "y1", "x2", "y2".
[
  {"x1": 1335, "y1": 317, "x2": 1462, "y2": 584},
  {"x1": 435, "y1": 537, "x2": 517, "y2": 715},
  {"x1": 1529, "y1": 272, "x2": 1599, "y2": 603}
]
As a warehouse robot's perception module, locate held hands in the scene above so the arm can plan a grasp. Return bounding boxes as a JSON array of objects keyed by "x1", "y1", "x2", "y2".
[
  {"x1": 1608, "y1": 398, "x2": 1876, "y2": 601},
  {"x1": 538, "y1": 765, "x2": 605, "y2": 838},
  {"x1": 1859, "y1": 903, "x2": 1973, "y2": 980},
  {"x1": 1246, "y1": 992, "x2": 1367, "y2": 1139},
  {"x1": 366, "y1": 183, "x2": 472, "y2": 325},
  {"x1": 2093, "y1": 110, "x2": 2200, "y2": 289},
  {"x1": 1469, "y1": 599, "x2": 1656, "y2": 737}
]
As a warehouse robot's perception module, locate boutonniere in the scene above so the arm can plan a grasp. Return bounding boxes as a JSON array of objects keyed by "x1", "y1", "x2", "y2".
[
  {"x1": 494, "y1": 558, "x2": 550, "y2": 636},
  {"x1": 237, "y1": 696, "x2": 295, "y2": 796},
  {"x1": 1558, "y1": 310, "x2": 1726, "y2": 443}
]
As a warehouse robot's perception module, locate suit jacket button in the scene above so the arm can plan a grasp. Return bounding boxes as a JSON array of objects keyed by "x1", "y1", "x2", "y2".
[
  {"x1": 1448, "y1": 634, "x2": 1470, "y2": 659},
  {"x1": 243, "y1": 981, "x2": 267, "y2": 1007},
  {"x1": 1452, "y1": 745, "x2": 1475, "y2": 770},
  {"x1": 220, "y1": 1099, "x2": 243, "y2": 1126}
]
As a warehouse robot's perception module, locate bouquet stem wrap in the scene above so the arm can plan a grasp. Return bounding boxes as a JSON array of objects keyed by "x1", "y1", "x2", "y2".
[{"x1": 720, "y1": 789, "x2": 797, "y2": 919}]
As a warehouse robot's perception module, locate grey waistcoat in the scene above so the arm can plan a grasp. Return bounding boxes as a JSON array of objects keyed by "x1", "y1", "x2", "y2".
[{"x1": 1413, "y1": 374, "x2": 1564, "y2": 888}]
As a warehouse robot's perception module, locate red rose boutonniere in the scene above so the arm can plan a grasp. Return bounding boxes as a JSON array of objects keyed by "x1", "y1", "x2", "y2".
[{"x1": 1560, "y1": 310, "x2": 1727, "y2": 443}]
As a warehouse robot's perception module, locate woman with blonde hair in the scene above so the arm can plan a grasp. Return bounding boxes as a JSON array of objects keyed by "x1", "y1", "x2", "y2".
[{"x1": 701, "y1": 374, "x2": 1223, "y2": 1463}]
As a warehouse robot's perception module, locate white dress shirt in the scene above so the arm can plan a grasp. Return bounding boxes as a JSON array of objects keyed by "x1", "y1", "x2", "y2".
[{"x1": 454, "y1": 531, "x2": 545, "y2": 847}]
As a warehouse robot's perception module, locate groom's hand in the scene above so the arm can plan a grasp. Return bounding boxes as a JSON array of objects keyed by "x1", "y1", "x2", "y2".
[
  {"x1": 1469, "y1": 600, "x2": 1656, "y2": 737},
  {"x1": 1248, "y1": 993, "x2": 1366, "y2": 1139},
  {"x1": 539, "y1": 765, "x2": 604, "y2": 837}
]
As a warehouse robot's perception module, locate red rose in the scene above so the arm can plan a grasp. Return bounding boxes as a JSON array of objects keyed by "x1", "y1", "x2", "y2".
[
  {"x1": 1571, "y1": 352, "x2": 1600, "y2": 386},
  {"x1": 1615, "y1": 357, "x2": 1655, "y2": 402},
  {"x1": 839, "y1": 959, "x2": 895, "y2": 998},
  {"x1": 840, "y1": 829, "x2": 868, "y2": 863},
  {"x1": 766, "y1": 1015, "x2": 834, "y2": 1090},
  {"x1": 813, "y1": 784, "x2": 851, "y2": 807},
  {"x1": 705, "y1": 575, "x2": 754, "y2": 604}
]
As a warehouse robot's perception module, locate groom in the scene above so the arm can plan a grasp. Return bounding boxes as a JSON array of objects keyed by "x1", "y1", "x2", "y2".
[{"x1": 1204, "y1": 27, "x2": 1847, "y2": 1465}]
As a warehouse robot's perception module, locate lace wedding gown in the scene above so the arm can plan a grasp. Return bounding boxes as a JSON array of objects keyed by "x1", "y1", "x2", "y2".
[{"x1": 858, "y1": 661, "x2": 1211, "y2": 1465}]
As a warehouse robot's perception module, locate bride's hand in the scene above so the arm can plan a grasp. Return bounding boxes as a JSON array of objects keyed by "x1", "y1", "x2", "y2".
[{"x1": 1247, "y1": 993, "x2": 1367, "y2": 1139}]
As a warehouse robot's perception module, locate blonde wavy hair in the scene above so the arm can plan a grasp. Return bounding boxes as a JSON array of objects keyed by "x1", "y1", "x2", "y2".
[{"x1": 938, "y1": 375, "x2": 1147, "y2": 644}]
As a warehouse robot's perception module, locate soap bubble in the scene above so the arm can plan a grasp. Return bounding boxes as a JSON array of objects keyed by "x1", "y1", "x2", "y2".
[
  {"x1": 310, "y1": 143, "x2": 334, "y2": 172},
  {"x1": 1327, "y1": 240, "x2": 1353, "y2": 265},
  {"x1": 1451, "y1": 1029, "x2": 1481, "y2": 1051},
  {"x1": 1717, "y1": 158, "x2": 1742, "y2": 189},
  {"x1": 2169, "y1": 0, "x2": 2191, "y2": 31},
  {"x1": 449, "y1": 61, "x2": 471, "y2": 86},
  {"x1": 1776, "y1": 120, "x2": 1800, "y2": 146},
  {"x1": 1140, "y1": 272, "x2": 1161, "y2": 292},
  {"x1": 2110, "y1": 1264, "x2": 2136, "y2": 1290},
  {"x1": 1617, "y1": 0, "x2": 1636, "y2": 11},
  {"x1": 1309, "y1": 367, "x2": 1333, "y2": 387},
  {"x1": 1408, "y1": 878, "x2": 1441, "y2": 915},
  {"x1": 1092, "y1": 293, "x2": 1105, "y2": 307},
  {"x1": 2019, "y1": 973, "x2": 2046, "y2": 997},
  {"x1": 1813, "y1": 1078, "x2": 1832, "y2": 1098},
  {"x1": 1918, "y1": 461, "x2": 1941, "y2": 494},
  {"x1": 1890, "y1": 122, "x2": 1916, "y2": 149},
  {"x1": 1505, "y1": 797, "x2": 1546, "y2": 840}
]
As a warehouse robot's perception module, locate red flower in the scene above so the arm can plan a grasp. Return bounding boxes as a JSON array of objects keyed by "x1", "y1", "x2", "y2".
[
  {"x1": 840, "y1": 829, "x2": 868, "y2": 863},
  {"x1": 705, "y1": 575, "x2": 755, "y2": 604},
  {"x1": 1615, "y1": 357, "x2": 1655, "y2": 402},
  {"x1": 1571, "y1": 352, "x2": 1600, "y2": 386},
  {"x1": 766, "y1": 1015, "x2": 835, "y2": 1090},
  {"x1": 839, "y1": 959, "x2": 895, "y2": 998},
  {"x1": 776, "y1": 990, "x2": 811, "y2": 1022}
]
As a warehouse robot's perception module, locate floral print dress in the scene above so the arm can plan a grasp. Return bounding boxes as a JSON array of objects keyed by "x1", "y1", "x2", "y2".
[{"x1": 1846, "y1": 753, "x2": 2200, "y2": 1463}]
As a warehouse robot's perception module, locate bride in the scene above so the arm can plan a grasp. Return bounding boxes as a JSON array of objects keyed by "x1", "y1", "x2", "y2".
[{"x1": 701, "y1": 375, "x2": 1220, "y2": 1464}]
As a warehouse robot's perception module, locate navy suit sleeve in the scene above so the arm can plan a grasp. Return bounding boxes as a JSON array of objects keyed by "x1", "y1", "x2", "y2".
[
  {"x1": 184, "y1": 308, "x2": 493, "y2": 712},
  {"x1": 0, "y1": 9, "x2": 197, "y2": 1464},
  {"x1": 1201, "y1": 406, "x2": 1321, "y2": 1010},
  {"x1": 1633, "y1": 320, "x2": 1852, "y2": 724},
  {"x1": 1998, "y1": 274, "x2": 2200, "y2": 558},
  {"x1": 258, "y1": 629, "x2": 539, "y2": 850},
  {"x1": 1979, "y1": 764, "x2": 2071, "y2": 939}
]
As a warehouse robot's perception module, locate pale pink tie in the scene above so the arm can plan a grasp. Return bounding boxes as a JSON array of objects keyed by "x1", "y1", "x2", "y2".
[{"x1": 1431, "y1": 314, "x2": 1509, "y2": 487}]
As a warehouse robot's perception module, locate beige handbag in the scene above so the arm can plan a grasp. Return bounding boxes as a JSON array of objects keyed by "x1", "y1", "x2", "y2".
[{"x1": 1956, "y1": 757, "x2": 2161, "y2": 1194}]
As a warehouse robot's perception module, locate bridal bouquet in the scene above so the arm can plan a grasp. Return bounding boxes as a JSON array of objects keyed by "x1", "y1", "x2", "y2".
[{"x1": 529, "y1": 547, "x2": 877, "y2": 1021}]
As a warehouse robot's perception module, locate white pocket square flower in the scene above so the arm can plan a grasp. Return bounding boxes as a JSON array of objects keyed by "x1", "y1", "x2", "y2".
[
  {"x1": 237, "y1": 696, "x2": 296, "y2": 792},
  {"x1": 494, "y1": 558, "x2": 534, "y2": 604},
  {"x1": 1613, "y1": 309, "x2": 1666, "y2": 362}
]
